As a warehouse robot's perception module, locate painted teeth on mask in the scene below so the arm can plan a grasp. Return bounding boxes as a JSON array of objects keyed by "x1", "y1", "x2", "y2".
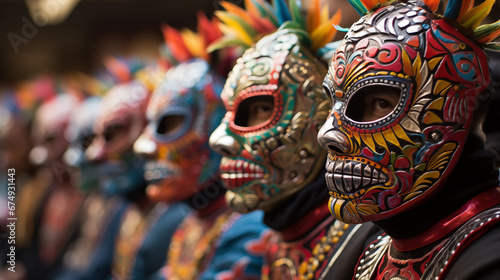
[
  {"x1": 325, "y1": 159, "x2": 388, "y2": 194},
  {"x1": 220, "y1": 157, "x2": 265, "y2": 189},
  {"x1": 144, "y1": 161, "x2": 181, "y2": 182}
]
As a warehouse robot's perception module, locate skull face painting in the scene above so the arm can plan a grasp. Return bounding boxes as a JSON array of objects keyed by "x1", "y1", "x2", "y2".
[
  {"x1": 318, "y1": 0, "x2": 491, "y2": 224},
  {"x1": 134, "y1": 59, "x2": 226, "y2": 203},
  {"x1": 209, "y1": 30, "x2": 330, "y2": 213}
]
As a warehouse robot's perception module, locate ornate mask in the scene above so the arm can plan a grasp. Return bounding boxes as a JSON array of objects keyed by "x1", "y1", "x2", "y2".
[
  {"x1": 318, "y1": 0, "x2": 492, "y2": 224},
  {"x1": 63, "y1": 97, "x2": 102, "y2": 192},
  {"x1": 86, "y1": 81, "x2": 150, "y2": 196},
  {"x1": 134, "y1": 59, "x2": 226, "y2": 203},
  {"x1": 30, "y1": 94, "x2": 80, "y2": 166},
  {"x1": 209, "y1": 30, "x2": 330, "y2": 213}
]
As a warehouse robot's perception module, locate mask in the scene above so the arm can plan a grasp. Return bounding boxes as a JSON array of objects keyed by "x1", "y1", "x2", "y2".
[
  {"x1": 134, "y1": 59, "x2": 226, "y2": 203},
  {"x1": 86, "y1": 81, "x2": 150, "y2": 196},
  {"x1": 318, "y1": 0, "x2": 491, "y2": 224},
  {"x1": 63, "y1": 97, "x2": 102, "y2": 192},
  {"x1": 30, "y1": 94, "x2": 80, "y2": 166},
  {"x1": 209, "y1": 30, "x2": 330, "y2": 213}
]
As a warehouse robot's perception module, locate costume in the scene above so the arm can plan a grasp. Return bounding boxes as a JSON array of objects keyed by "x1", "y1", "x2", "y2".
[
  {"x1": 84, "y1": 60, "x2": 189, "y2": 280},
  {"x1": 17, "y1": 93, "x2": 84, "y2": 280},
  {"x1": 318, "y1": 0, "x2": 500, "y2": 278},
  {"x1": 208, "y1": 1, "x2": 381, "y2": 278},
  {"x1": 132, "y1": 13, "x2": 268, "y2": 279}
]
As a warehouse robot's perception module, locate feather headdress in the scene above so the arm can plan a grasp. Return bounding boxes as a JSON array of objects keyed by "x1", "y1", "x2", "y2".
[
  {"x1": 160, "y1": 11, "x2": 237, "y2": 76},
  {"x1": 348, "y1": 0, "x2": 500, "y2": 48},
  {"x1": 208, "y1": 0, "x2": 342, "y2": 54}
]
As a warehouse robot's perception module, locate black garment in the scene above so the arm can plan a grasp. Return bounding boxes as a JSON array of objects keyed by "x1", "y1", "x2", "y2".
[
  {"x1": 263, "y1": 168, "x2": 330, "y2": 231},
  {"x1": 445, "y1": 223, "x2": 500, "y2": 280},
  {"x1": 322, "y1": 222, "x2": 383, "y2": 279}
]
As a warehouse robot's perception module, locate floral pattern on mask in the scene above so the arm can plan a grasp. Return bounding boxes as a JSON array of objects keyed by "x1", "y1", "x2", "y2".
[
  {"x1": 318, "y1": 1, "x2": 491, "y2": 224},
  {"x1": 209, "y1": 30, "x2": 330, "y2": 213}
]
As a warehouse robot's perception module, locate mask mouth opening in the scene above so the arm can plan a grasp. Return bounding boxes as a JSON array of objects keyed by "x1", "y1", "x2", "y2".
[{"x1": 344, "y1": 76, "x2": 409, "y2": 129}]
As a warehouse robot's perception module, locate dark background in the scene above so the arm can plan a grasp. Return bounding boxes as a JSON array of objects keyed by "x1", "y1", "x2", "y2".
[{"x1": 0, "y1": 0, "x2": 224, "y2": 85}]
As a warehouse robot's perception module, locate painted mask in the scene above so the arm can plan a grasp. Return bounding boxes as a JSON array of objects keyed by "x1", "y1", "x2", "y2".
[
  {"x1": 318, "y1": 0, "x2": 491, "y2": 224},
  {"x1": 134, "y1": 59, "x2": 226, "y2": 203},
  {"x1": 209, "y1": 30, "x2": 330, "y2": 213},
  {"x1": 63, "y1": 97, "x2": 102, "y2": 192},
  {"x1": 86, "y1": 81, "x2": 150, "y2": 196},
  {"x1": 30, "y1": 94, "x2": 80, "y2": 166}
]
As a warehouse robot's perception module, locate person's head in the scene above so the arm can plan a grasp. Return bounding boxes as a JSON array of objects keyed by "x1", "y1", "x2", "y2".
[
  {"x1": 318, "y1": 0, "x2": 498, "y2": 224},
  {"x1": 209, "y1": 0, "x2": 341, "y2": 213},
  {"x1": 30, "y1": 93, "x2": 80, "y2": 167},
  {"x1": 133, "y1": 13, "x2": 227, "y2": 203},
  {"x1": 86, "y1": 59, "x2": 152, "y2": 196},
  {"x1": 63, "y1": 97, "x2": 102, "y2": 192}
]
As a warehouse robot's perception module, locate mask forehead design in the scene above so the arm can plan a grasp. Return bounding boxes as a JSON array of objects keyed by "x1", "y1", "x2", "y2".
[
  {"x1": 138, "y1": 59, "x2": 225, "y2": 202},
  {"x1": 318, "y1": 1, "x2": 490, "y2": 223},
  {"x1": 210, "y1": 31, "x2": 330, "y2": 213}
]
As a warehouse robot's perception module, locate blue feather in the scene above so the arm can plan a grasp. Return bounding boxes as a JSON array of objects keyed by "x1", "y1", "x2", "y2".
[
  {"x1": 444, "y1": 0, "x2": 462, "y2": 20},
  {"x1": 347, "y1": 0, "x2": 368, "y2": 16},
  {"x1": 273, "y1": 0, "x2": 292, "y2": 24}
]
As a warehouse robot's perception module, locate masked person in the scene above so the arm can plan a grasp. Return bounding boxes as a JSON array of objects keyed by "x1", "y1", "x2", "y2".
[
  {"x1": 208, "y1": 0, "x2": 382, "y2": 278},
  {"x1": 49, "y1": 96, "x2": 125, "y2": 280},
  {"x1": 85, "y1": 59, "x2": 190, "y2": 280},
  {"x1": 133, "y1": 12, "x2": 268, "y2": 280},
  {"x1": 317, "y1": 0, "x2": 500, "y2": 278},
  {"x1": 15, "y1": 91, "x2": 83, "y2": 280}
]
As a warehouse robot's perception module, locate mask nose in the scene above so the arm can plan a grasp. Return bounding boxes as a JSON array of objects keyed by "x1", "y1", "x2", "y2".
[
  {"x1": 317, "y1": 116, "x2": 351, "y2": 155},
  {"x1": 133, "y1": 132, "x2": 158, "y2": 159},
  {"x1": 85, "y1": 137, "x2": 106, "y2": 163},
  {"x1": 209, "y1": 124, "x2": 240, "y2": 157}
]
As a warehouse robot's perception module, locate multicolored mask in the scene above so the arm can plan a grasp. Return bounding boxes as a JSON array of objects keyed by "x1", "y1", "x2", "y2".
[
  {"x1": 30, "y1": 93, "x2": 80, "y2": 166},
  {"x1": 86, "y1": 80, "x2": 150, "y2": 196},
  {"x1": 209, "y1": 0, "x2": 341, "y2": 213},
  {"x1": 134, "y1": 15, "x2": 228, "y2": 203},
  {"x1": 318, "y1": 0, "x2": 497, "y2": 224},
  {"x1": 134, "y1": 59, "x2": 225, "y2": 202},
  {"x1": 63, "y1": 97, "x2": 102, "y2": 192}
]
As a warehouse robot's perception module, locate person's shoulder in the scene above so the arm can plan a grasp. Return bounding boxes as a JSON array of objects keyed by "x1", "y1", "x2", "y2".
[
  {"x1": 444, "y1": 213, "x2": 500, "y2": 280},
  {"x1": 222, "y1": 210, "x2": 268, "y2": 238}
]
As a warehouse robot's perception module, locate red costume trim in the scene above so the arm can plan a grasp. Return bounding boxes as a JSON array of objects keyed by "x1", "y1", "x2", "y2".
[{"x1": 392, "y1": 187, "x2": 500, "y2": 251}]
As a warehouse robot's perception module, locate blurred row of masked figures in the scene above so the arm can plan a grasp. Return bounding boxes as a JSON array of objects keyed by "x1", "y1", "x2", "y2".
[{"x1": 2, "y1": 0, "x2": 500, "y2": 279}]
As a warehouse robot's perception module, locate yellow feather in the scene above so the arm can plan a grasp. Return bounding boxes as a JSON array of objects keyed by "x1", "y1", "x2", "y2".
[
  {"x1": 460, "y1": 0, "x2": 495, "y2": 30},
  {"x1": 311, "y1": 10, "x2": 342, "y2": 50},
  {"x1": 215, "y1": 11, "x2": 253, "y2": 45},
  {"x1": 180, "y1": 29, "x2": 207, "y2": 60}
]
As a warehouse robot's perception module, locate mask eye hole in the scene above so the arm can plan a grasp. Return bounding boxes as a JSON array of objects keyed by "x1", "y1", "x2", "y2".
[
  {"x1": 234, "y1": 95, "x2": 274, "y2": 127},
  {"x1": 346, "y1": 85, "x2": 401, "y2": 122},
  {"x1": 82, "y1": 134, "x2": 95, "y2": 150},
  {"x1": 157, "y1": 115, "x2": 185, "y2": 135},
  {"x1": 104, "y1": 124, "x2": 125, "y2": 142}
]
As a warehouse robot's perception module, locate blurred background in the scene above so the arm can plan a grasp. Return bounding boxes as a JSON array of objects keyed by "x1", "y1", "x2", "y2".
[{"x1": 0, "y1": 0, "x2": 225, "y2": 86}]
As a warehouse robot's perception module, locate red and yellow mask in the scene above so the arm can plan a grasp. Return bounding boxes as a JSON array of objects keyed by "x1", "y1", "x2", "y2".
[{"x1": 318, "y1": 1, "x2": 491, "y2": 223}]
